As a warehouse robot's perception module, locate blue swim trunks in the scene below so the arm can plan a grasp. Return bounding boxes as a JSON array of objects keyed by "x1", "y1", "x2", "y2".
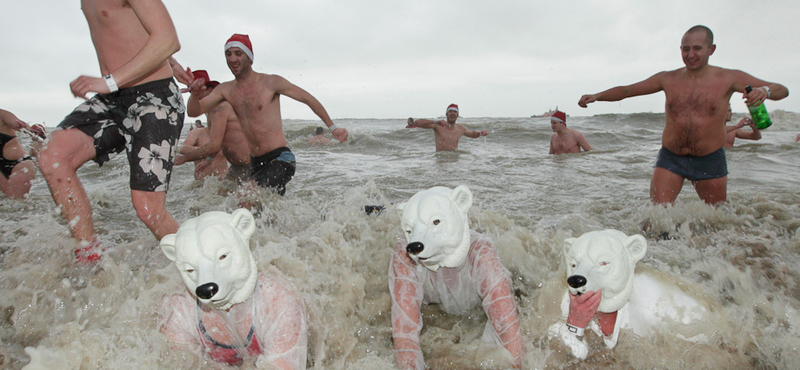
[
  {"x1": 654, "y1": 146, "x2": 727, "y2": 181},
  {"x1": 250, "y1": 147, "x2": 296, "y2": 196},
  {"x1": 57, "y1": 78, "x2": 185, "y2": 192}
]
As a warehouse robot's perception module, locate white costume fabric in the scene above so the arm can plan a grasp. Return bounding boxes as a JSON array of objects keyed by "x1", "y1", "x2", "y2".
[
  {"x1": 161, "y1": 273, "x2": 307, "y2": 369},
  {"x1": 389, "y1": 231, "x2": 523, "y2": 369},
  {"x1": 159, "y1": 209, "x2": 307, "y2": 369}
]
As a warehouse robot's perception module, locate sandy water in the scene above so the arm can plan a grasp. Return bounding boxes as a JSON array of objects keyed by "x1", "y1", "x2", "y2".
[{"x1": 2, "y1": 111, "x2": 800, "y2": 369}]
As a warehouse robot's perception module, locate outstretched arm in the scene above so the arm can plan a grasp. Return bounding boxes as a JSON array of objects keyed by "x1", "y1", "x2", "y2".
[
  {"x1": 406, "y1": 118, "x2": 442, "y2": 129},
  {"x1": 578, "y1": 72, "x2": 665, "y2": 108},
  {"x1": 277, "y1": 77, "x2": 348, "y2": 142},
  {"x1": 464, "y1": 127, "x2": 489, "y2": 138}
]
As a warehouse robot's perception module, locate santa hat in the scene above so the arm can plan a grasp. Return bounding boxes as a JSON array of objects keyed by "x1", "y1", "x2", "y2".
[
  {"x1": 225, "y1": 34, "x2": 254, "y2": 61},
  {"x1": 551, "y1": 110, "x2": 567, "y2": 123},
  {"x1": 191, "y1": 70, "x2": 220, "y2": 88},
  {"x1": 446, "y1": 104, "x2": 459, "y2": 113}
]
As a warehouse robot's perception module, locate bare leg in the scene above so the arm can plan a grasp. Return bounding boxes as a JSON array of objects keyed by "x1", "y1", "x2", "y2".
[
  {"x1": 693, "y1": 176, "x2": 727, "y2": 205},
  {"x1": 131, "y1": 189, "x2": 178, "y2": 240},
  {"x1": 37, "y1": 129, "x2": 98, "y2": 244},
  {"x1": 650, "y1": 167, "x2": 685, "y2": 205},
  {"x1": 0, "y1": 160, "x2": 36, "y2": 199}
]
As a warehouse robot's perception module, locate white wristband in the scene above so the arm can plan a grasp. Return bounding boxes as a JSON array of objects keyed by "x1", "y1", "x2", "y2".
[
  {"x1": 762, "y1": 86, "x2": 771, "y2": 99},
  {"x1": 327, "y1": 124, "x2": 338, "y2": 134},
  {"x1": 104, "y1": 74, "x2": 118, "y2": 93},
  {"x1": 566, "y1": 323, "x2": 585, "y2": 337}
]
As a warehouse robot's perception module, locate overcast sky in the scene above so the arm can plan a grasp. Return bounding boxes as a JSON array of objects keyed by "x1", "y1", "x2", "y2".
[{"x1": 1, "y1": 0, "x2": 798, "y2": 125}]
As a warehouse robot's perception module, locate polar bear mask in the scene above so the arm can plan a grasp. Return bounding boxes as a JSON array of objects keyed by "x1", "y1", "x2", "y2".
[
  {"x1": 563, "y1": 229, "x2": 647, "y2": 312},
  {"x1": 160, "y1": 209, "x2": 258, "y2": 311},
  {"x1": 397, "y1": 185, "x2": 473, "y2": 271}
]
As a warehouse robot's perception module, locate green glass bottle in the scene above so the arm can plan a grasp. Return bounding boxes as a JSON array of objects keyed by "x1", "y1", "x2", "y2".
[{"x1": 745, "y1": 85, "x2": 772, "y2": 129}]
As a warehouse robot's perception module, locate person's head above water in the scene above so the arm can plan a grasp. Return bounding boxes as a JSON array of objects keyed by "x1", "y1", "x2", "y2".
[{"x1": 551, "y1": 110, "x2": 567, "y2": 125}]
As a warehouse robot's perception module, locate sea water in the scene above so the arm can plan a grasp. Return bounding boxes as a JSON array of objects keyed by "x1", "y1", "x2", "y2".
[{"x1": 2, "y1": 112, "x2": 800, "y2": 369}]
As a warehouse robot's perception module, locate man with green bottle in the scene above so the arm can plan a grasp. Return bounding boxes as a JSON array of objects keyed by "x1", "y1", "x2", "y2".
[{"x1": 578, "y1": 25, "x2": 788, "y2": 206}]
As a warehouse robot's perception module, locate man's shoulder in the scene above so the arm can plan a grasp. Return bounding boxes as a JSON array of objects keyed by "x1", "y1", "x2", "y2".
[
  {"x1": 257, "y1": 72, "x2": 287, "y2": 84},
  {"x1": 658, "y1": 67, "x2": 686, "y2": 79},
  {"x1": 567, "y1": 128, "x2": 585, "y2": 136}
]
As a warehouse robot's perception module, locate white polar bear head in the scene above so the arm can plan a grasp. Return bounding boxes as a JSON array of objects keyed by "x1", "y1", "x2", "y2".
[
  {"x1": 397, "y1": 185, "x2": 473, "y2": 271},
  {"x1": 563, "y1": 229, "x2": 647, "y2": 313},
  {"x1": 160, "y1": 209, "x2": 258, "y2": 311}
]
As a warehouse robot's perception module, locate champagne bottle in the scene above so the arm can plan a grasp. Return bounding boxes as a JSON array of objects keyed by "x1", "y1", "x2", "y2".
[{"x1": 745, "y1": 85, "x2": 772, "y2": 129}]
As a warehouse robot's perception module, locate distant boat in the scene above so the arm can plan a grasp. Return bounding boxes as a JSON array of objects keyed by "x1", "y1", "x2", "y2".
[{"x1": 532, "y1": 106, "x2": 567, "y2": 118}]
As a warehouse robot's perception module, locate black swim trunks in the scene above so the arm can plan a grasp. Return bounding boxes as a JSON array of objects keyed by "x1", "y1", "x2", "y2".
[
  {"x1": 0, "y1": 132, "x2": 33, "y2": 179},
  {"x1": 250, "y1": 147, "x2": 295, "y2": 196},
  {"x1": 58, "y1": 78, "x2": 185, "y2": 192},
  {"x1": 654, "y1": 146, "x2": 727, "y2": 181},
  {"x1": 0, "y1": 155, "x2": 32, "y2": 179}
]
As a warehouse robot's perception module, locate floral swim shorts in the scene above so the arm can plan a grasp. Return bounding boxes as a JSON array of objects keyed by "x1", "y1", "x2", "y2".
[{"x1": 58, "y1": 78, "x2": 185, "y2": 192}]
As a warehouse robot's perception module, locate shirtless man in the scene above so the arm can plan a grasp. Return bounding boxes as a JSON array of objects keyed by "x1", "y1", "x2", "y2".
[
  {"x1": 37, "y1": 0, "x2": 191, "y2": 263},
  {"x1": 187, "y1": 34, "x2": 347, "y2": 196},
  {"x1": 548, "y1": 110, "x2": 592, "y2": 155},
  {"x1": 578, "y1": 25, "x2": 788, "y2": 205},
  {"x1": 406, "y1": 104, "x2": 489, "y2": 151},
  {"x1": 724, "y1": 104, "x2": 761, "y2": 147},
  {"x1": 0, "y1": 109, "x2": 36, "y2": 199},
  {"x1": 179, "y1": 124, "x2": 228, "y2": 180},
  {"x1": 175, "y1": 70, "x2": 251, "y2": 185},
  {"x1": 308, "y1": 127, "x2": 332, "y2": 146}
]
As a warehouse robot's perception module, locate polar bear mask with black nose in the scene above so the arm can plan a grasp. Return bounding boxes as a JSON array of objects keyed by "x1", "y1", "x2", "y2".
[
  {"x1": 563, "y1": 229, "x2": 647, "y2": 312},
  {"x1": 397, "y1": 185, "x2": 473, "y2": 271},
  {"x1": 160, "y1": 209, "x2": 258, "y2": 311}
]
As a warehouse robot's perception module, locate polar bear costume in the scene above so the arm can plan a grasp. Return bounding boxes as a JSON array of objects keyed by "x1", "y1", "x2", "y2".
[
  {"x1": 549, "y1": 229, "x2": 710, "y2": 360},
  {"x1": 389, "y1": 185, "x2": 523, "y2": 369},
  {"x1": 159, "y1": 209, "x2": 307, "y2": 369}
]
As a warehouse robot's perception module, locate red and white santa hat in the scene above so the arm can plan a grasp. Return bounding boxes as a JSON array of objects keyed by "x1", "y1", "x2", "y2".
[
  {"x1": 225, "y1": 34, "x2": 254, "y2": 61},
  {"x1": 551, "y1": 110, "x2": 567, "y2": 123},
  {"x1": 446, "y1": 103, "x2": 459, "y2": 113}
]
